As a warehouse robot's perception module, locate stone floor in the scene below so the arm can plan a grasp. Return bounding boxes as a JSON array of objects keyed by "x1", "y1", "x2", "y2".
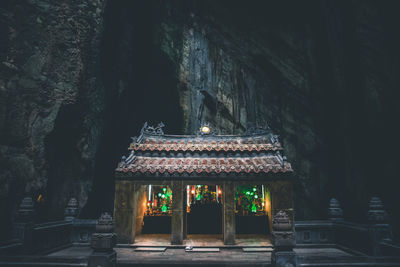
[
  {"x1": 2, "y1": 245, "x2": 400, "y2": 266},
  {"x1": 133, "y1": 234, "x2": 272, "y2": 247}
]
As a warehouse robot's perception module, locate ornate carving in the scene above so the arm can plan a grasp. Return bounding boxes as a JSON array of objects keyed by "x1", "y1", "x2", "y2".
[
  {"x1": 368, "y1": 197, "x2": 388, "y2": 223},
  {"x1": 328, "y1": 198, "x2": 343, "y2": 221},
  {"x1": 96, "y1": 212, "x2": 115, "y2": 233},
  {"x1": 141, "y1": 122, "x2": 165, "y2": 135},
  {"x1": 91, "y1": 213, "x2": 117, "y2": 252},
  {"x1": 64, "y1": 198, "x2": 79, "y2": 221},
  {"x1": 272, "y1": 210, "x2": 296, "y2": 248},
  {"x1": 89, "y1": 212, "x2": 117, "y2": 266},
  {"x1": 15, "y1": 197, "x2": 35, "y2": 223},
  {"x1": 273, "y1": 210, "x2": 292, "y2": 231}
]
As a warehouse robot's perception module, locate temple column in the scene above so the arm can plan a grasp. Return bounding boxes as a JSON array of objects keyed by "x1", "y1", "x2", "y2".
[
  {"x1": 171, "y1": 181, "x2": 184, "y2": 245},
  {"x1": 183, "y1": 185, "x2": 187, "y2": 239},
  {"x1": 114, "y1": 180, "x2": 136, "y2": 244},
  {"x1": 223, "y1": 182, "x2": 235, "y2": 245}
]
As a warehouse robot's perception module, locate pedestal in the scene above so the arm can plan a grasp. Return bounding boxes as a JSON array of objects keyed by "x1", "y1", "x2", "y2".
[
  {"x1": 88, "y1": 250, "x2": 116, "y2": 267},
  {"x1": 272, "y1": 250, "x2": 299, "y2": 267}
]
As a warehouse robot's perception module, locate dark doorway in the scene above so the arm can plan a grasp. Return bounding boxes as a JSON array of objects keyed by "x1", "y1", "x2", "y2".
[{"x1": 187, "y1": 185, "x2": 222, "y2": 234}]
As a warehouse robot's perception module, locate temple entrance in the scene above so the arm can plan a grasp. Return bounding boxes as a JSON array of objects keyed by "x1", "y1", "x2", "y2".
[
  {"x1": 235, "y1": 185, "x2": 271, "y2": 235},
  {"x1": 186, "y1": 184, "x2": 222, "y2": 234},
  {"x1": 140, "y1": 185, "x2": 172, "y2": 234}
]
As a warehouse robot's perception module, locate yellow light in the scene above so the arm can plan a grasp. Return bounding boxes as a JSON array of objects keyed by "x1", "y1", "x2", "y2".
[{"x1": 201, "y1": 126, "x2": 210, "y2": 134}]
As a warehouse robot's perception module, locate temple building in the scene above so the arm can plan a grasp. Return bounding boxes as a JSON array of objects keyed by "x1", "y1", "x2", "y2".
[{"x1": 114, "y1": 122, "x2": 294, "y2": 245}]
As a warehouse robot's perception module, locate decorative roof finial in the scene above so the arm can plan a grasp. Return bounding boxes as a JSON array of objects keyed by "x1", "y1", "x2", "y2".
[{"x1": 141, "y1": 121, "x2": 165, "y2": 135}]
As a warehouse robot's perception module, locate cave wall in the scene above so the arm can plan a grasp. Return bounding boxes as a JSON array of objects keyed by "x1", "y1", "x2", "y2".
[
  {"x1": 0, "y1": 0, "x2": 106, "y2": 240},
  {"x1": 1, "y1": 0, "x2": 400, "y2": 243},
  {"x1": 102, "y1": 0, "x2": 400, "y2": 238}
]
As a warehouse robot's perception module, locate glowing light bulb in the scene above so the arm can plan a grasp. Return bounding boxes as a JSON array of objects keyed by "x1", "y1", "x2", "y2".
[
  {"x1": 201, "y1": 126, "x2": 210, "y2": 134},
  {"x1": 255, "y1": 195, "x2": 258, "y2": 199}
]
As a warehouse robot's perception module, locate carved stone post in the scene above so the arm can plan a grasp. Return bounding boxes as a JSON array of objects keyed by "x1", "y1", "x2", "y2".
[
  {"x1": 223, "y1": 182, "x2": 235, "y2": 245},
  {"x1": 171, "y1": 181, "x2": 184, "y2": 245},
  {"x1": 367, "y1": 197, "x2": 392, "y2": 256},
  {"x1": 114, "y1": 180, "x2": 136, "y2": 244},
  {"x1": 12, "y1": 197, "x2": 35, "y2": 242},
  {"x1": 88, "y1": 213, "x2": 117, "y2": 267},
  {"x1": 271, "y1": 210, "x2": 298, "y2": 267},
  {"x1": 64, "y1": 198, "x2": 79, "y2": 221},
  {"x1": 328, "y1": 198, "x2": 343, "y2": 221}
]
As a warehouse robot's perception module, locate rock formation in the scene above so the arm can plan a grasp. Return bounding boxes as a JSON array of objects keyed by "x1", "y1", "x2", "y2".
[{"x1": 1, "y1": 0, "x2": 399, "y2": 242}]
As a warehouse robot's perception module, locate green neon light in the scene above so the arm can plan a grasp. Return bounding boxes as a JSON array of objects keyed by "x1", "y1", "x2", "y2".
[
  {"x1": 253, "y1": 187, "x2": 257, "y2": 192},
  {"x1": 255, "y1": 195, "x2": 258, "y2": 199},
  {"x1": 161, "y1": 204, "x2": 167, "y2": 212},
  {"x1": 163, "y1": 187, "x2": 167, "y2": 193},
  {"x1": 251, "y1": 203, "x2": 257, "y2": 213},
  {"x1": 158, "y1": 193, "x2": 162, "y2": 197},
  {"x1": 246, "y1": 191, "x2": 250, "y2": 195}
]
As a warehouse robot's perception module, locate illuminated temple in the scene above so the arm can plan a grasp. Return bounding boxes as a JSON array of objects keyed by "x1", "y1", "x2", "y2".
[{"x1": 114, "y1": 122, "x2": 294, "y2": 245}]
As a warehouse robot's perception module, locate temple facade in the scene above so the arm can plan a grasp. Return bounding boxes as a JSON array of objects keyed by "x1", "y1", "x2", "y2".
[{"x1": 114, "y1": 122, "x2": 294, "y2": 245}]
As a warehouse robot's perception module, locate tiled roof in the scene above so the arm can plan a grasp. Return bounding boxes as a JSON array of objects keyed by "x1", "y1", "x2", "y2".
[
  {"x1": 116, "y1": 123, "x2": 292, "y2": 177},
  {"x1": 130, "y1": 138, "x2": 282, "y2": 152},
  {"x1": 117, "y1": 156, "x2": 292, "y2": 175}
]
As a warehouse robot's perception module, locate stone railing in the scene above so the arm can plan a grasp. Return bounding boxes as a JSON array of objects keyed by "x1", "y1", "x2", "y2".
[
  {"x1": 1, "y1": 196, "x2": 98, "y2": 255},
  {"x1": 295, "y1": 220, "x2": 334, "y2": 245},
  {"x1": 295, "y1": 197, "x2": 398, "y2": 257},
  {"x1": 29, "y1": 220, "x2": 72, "y2": 254},
  {"x1": 71, "y1": 219, "x2": 98, "y2": 244}
]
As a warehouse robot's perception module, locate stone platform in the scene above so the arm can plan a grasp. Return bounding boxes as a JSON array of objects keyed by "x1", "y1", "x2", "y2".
[
  {"x1": 131, "y1": 234, "x2": 272, "y2": 247},
  {"x1": 1, "y1": 244, "x2": 400, "y2": 266}
]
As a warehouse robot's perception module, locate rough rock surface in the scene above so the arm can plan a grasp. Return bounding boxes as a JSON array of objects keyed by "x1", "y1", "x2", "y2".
[
  {"x1": 0, "y1": 0, "x2": 106, "y2": 240},
  {"x1": 1, "y1": 0, "x2": 400, "y2": 241}
]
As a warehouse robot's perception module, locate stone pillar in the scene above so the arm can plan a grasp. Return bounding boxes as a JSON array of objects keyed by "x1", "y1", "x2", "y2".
[
  {"x1": 171, "y1": 181, "x2": 184, "y2": 245},
  {"x1": 183, "y1": 186, "x2": 187, "y2": 239},
  {"x1": 328, "y1": 198, "x2": 343, "y2": 221},
  {"x1": 12, "y1": 197, "x2": 35, "y2": 244},
  {"x1": 271, "y1": 210, "x2": 299, "y2": 267},
  {"x1": 64, "y1": 198, "x2": 79, "y2": 221},
  {"x1": 114, "y1": 180, "x2": 136, "y2": 244},
  {"x1": 223, "y1": 182, "x2": 235, "y2": 245},
  {"x1": 367, "y1": 197, "x2": 392, "y2": 256},
  {"x1": 88, "y1": 213, "x2": 117, "y2": 267}
]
